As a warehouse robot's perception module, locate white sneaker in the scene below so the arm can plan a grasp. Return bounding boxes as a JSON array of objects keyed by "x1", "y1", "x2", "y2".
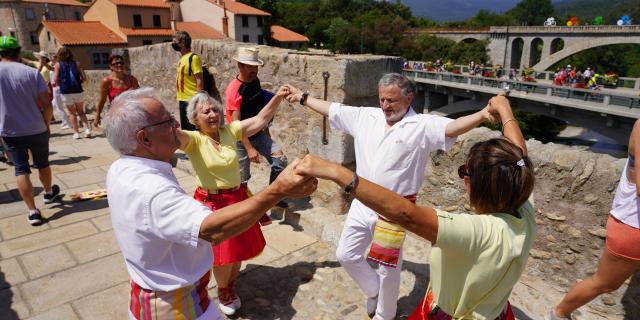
[
  {"x1": 233, "y1": 296, "x2": 241, "y2": 309},
  {"x1": 84, "y1": 128, "x2": 91, "y2": 138},
  {"x1": 545, "y1": 309, "x2": 572, "y2": 320},
  {"x1": 217, "y1": 301, "x2": 238, "y2": 316},
  {"x1": 72, "y1": 132, "x2": 80, "y2": 140},
  {"x1": 366, "y1": 295, "x2": 378, "y2": 318},
  {"x1": 60, "y1": 123, "x2": 71, "y2": 129}
]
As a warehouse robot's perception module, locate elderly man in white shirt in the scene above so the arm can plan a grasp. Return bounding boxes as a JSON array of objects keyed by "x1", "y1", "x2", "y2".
[
  {"x1": 104, "y1": 87, "x2": 317, "y2": 320},
  {"x1": 286, "y1": 73, "x2": 493, "y2": 320}
]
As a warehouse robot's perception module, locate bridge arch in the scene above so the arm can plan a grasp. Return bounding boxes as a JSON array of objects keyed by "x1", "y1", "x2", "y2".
[
  {"x1": 510, "y1": 38, "x2": 524, "y2": 69},
  {"x1": 534, "y1": 37, "x2": 640, "y2": 71},
  {"x1": 550, "y1": 38, "x2": 564, "y2": 54},
  {"x1": 529, "y1": 38, "x2": 544, "y2": 66}
]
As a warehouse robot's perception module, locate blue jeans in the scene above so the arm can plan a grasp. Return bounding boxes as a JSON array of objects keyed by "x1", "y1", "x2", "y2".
[{"x1": 237, "y1": 130, "x2": 287, "y2": 184}]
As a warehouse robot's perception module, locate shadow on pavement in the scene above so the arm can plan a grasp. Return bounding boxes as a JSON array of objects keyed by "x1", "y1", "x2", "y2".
[
  {"x1": 45, "y1": 197, "x2": 108, "y2": 222},
  {"x1": 0, "y1": 186, "x2": 43, "y2": 204},
  {"x1": 0, "y1": 269, "x2": 20, "y2": 320},
  {"x1": 232, "y1": 260, "x2": 341, "y2": 319},
  {"x1": 49, "y1": 155, "x2": 90, "y2": 166},
  {"x1": 397, "y1": 260, "x2": 430, "y2": 319},
  {"x1": 622, "y1": 270, "x2": 640, "y2": 319}
]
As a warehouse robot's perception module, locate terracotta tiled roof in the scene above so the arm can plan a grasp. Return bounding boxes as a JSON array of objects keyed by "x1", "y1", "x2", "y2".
[
  {"x1": 271, "y1": 25, "x2": 309, "y2": 43},
  {"x1": 109, "y1": 0, "x2": 170, "y2": 8},
  {"x1": 209, "y1": 0, "x2": 270, "y2": 16},
  {"x1": 176, "y1": 22, "x2": 225, "y2": 40},
  {"x1": 120, "y1": 28, "x2": 174, "y2": 36},
  {"x1": 21, "y1": 0, "x2": 88, "y2": 6},
  {"x1": 41, "y1": 20, "x2": 127, "y2": 45}
]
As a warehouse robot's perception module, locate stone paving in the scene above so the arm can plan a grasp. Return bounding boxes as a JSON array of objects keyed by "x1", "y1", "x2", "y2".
[{"x1": 0, "y1": 124, "x2": 622, "y2": 320}]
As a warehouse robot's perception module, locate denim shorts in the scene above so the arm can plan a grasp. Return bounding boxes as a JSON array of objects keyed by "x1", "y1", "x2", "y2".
[{"x1": 2, "y1": 131, "x2": 50, "y2": 176}]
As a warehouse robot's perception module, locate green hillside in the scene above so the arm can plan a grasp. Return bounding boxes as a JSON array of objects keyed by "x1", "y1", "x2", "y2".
[{"x1": 554, "y1": 0, "x2": 639, "y2": 24}]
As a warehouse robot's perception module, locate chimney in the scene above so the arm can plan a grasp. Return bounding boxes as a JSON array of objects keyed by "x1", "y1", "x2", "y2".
[
  {"x1": 167, "y1": 0, "x2": 183, "y2": 30},
  {"x1": 222, "y1": 2, "x2": 229, "y2": 37}
]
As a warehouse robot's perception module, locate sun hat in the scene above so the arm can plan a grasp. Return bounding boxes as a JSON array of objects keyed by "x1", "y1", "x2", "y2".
[
  {"x1": 0, "y1": 36, "x2": 19, "y2": 50},
  {"x1": 34, "y1": 50, "x2": 50, "y2": 59},
  {"x1": 233, "y1": 47, "x2": 264, "y2": 66}
]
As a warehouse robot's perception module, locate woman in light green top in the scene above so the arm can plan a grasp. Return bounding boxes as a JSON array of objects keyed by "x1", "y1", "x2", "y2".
[{"x1": 294, "y1": 95, "x2": 535, "y2": 320}]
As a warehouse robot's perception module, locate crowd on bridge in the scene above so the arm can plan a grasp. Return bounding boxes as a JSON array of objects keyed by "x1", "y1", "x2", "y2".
[{"x1": 1, "y1": 32, "x2": 639, "y2": 320}]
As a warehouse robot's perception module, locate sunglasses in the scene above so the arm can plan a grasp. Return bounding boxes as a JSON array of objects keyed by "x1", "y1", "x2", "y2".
[
  {"x1": 137, "y1": 116, "x2": 177, "y2": 132},
  {"x1": 457, "y1": 164, "x2": 470, "y2": 179},
  {"x1": 111, "y1": 61, "x2": 125, "y2": 66}
]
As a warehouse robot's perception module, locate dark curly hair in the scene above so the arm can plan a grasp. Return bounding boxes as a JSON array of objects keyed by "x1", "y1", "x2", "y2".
[{"x1": 464, "y1": 138, "x2": 535, "y2": 216}]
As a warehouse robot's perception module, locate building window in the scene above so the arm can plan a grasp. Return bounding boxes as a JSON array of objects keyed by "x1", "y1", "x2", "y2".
[
  {"x1": 142, "y1": 40, "x2": 152, "y2": 46},
  {"x1": 258, "y1": 35, "x2": 264, "y2": 45},
  {"x1": 242, "y1": 35, "x2": 249, "y2": 43},
  {"x1": 92, "y1": 52, "x2": 110, "y2": 67},
  {"x1": 47, "y1": 10, "x2": 56, "y2": 20},
  {"x1": 25, "y1": 8, "x2": 36, "y2": 20},
  {"x1": 47, "y1": 31, "x2": 51, "y2": 41},
  {"x1": 242, "y1": 16, "x2": 249, "y2": 27},
  {"x1": 30, "y1": 32, "x2": 39, "y2": 45},
  {"x1": 257, "y1": 16, "x2": 263, "y2": 27},
  {"x1": 74, "y1": 11, "x2": 81, "y2": 21},
  {"x1": 153, "y1": 15, "x2": 161, "y2": 27},
  {"x1": 133, "y1": 14, "x2": 142, "y2": 27}
]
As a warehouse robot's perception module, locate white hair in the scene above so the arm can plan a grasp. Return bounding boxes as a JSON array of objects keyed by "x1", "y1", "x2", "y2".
[
  {"x1": 104, "y1": 87, "x2": 167, "y2": 154},
  {"x1": 378, "y1": 73, "x2": 415, "y2": 97},
  {"x1": 186, "y1": 92, "x2": 224, "y2": 128}
]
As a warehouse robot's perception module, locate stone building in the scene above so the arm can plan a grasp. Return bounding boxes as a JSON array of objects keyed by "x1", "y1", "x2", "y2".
[{"x1": 0, "y1": 0, "x2": 88, "y2": 52}]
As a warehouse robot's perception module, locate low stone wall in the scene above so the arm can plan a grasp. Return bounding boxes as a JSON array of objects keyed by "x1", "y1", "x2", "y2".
[{"x1": 85, "y1": 40, "x2": 402, "y2": 213}]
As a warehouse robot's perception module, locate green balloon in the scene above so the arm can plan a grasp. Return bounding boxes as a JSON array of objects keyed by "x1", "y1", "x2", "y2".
[{"x1": 594, "y1": 16, "x2": 603, "y2": 25}]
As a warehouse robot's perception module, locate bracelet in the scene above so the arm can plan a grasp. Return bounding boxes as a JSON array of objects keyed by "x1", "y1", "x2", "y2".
[
  {"x1": 344, "y1": 172, "x2": 359, "y2": 194},
  {"x1": 502, "y1": 118, "x2": 517, "y2": 129},
  {"x1": 299, "y1": 92, "x2": 309, "y2": 106}
]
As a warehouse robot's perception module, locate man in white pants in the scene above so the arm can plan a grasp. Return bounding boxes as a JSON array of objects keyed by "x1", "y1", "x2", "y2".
[{"x1": 286, "y1": 73, "x2": 492, "y2": 319}]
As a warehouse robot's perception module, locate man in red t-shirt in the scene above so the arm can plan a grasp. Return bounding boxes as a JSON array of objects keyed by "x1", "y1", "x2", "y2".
[{"x1": 225, "y1": 47, "x2": 288, "y2": 208}]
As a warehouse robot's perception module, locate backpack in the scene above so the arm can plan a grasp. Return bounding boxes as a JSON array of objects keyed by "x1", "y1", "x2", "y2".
[
  {"x1": 58, "y1": 61, "x2": 83, "y2": 94},
  {"x1": 188, "y1": 53, "x2": 217, "y2": 98}
]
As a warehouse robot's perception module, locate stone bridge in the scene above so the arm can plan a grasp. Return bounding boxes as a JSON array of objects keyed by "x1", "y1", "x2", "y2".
[
  {"x1": 403, "y1": 69, "x2": 640, "y2": 142},
  {"x1": 410, "y1": 25, "x2": 640, "y2": 72}
]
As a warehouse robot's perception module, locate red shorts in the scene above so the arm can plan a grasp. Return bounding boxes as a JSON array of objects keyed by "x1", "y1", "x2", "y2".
[
  {"x1": 194, "y1": 184, "x2": 266, "y2": 266},
  {"x1": 408, "y1": 289, "x2": 514, "y2": 320},
  {"x1": 606, "y1": 215, "x2": 640, "y2": 261}
]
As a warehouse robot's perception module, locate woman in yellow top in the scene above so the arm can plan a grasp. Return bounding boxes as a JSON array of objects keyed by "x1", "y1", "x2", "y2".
[
  {"x1": 176, "y1": 86, "x2": 289, "y2": 316},
  {"x1": 294, "y1": 95, "x2": 536, "y2": 320}
]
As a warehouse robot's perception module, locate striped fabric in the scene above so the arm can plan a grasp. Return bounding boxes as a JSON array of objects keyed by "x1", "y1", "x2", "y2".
[
  {"x1": 129, "y1": 271, "x2": 211, "y2": 320},
  {"x1": 367, "y1": 195, "x2": 416, "y2": 268}
]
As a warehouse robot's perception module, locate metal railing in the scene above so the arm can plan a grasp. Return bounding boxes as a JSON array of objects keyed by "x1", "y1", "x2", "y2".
[{"x1": 403, "y1": 69, "x2": 640, "y2": 110}]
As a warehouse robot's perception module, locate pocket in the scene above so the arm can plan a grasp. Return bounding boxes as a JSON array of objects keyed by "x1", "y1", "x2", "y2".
[{"x1": 385, "y1": 141, "x2": 414, "y2": 171}]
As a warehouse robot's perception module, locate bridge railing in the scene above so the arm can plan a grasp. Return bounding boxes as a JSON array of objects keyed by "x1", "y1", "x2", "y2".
[{"x1": 403, "y1": 69, "x2": 640, "y2": 109}]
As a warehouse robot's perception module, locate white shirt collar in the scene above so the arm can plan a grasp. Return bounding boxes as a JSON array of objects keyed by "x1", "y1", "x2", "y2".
[{"x1": 120, "y1": 154, "x2": 173, "y2": 173}]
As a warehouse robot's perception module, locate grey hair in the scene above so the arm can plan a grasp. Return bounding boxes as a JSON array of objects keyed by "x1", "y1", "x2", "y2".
[
  {"x1": 378, "y1": 73, "x2": 415, "y2": 97},
  {"x1": 186, "y1": 92, "x2": 224, "y2": 127},
  {"x1": 173, "y1": 31, "x2": 192, "y2": 48},
  {"x1": 104, "y1": 87, "x2": 167, "y2": 154}
]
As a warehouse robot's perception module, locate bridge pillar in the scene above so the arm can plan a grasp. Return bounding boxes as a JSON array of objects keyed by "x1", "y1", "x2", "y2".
[
  {"x1": 412, "y1": 86, "x2": 427, "y2": 114},
  {"x1": 520, "y1": 39, "x2": 532, "y2": 70},
  {"x1": 603, "y1": 95, "x2": 611, "y2": 106}
]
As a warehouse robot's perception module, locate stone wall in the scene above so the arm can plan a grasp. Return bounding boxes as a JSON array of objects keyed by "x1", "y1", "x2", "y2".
[{"x1": 85, "y1": 40, "x2": 403, "y2": 213}]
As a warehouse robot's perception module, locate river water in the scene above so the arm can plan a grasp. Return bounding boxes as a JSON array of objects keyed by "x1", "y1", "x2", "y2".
[{"x1": 553, "y1": 126, "x2": 628, "y2": 158}]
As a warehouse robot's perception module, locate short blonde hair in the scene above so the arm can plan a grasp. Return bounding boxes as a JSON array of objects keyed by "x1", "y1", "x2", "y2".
[{"x1": 186, "y1": 92, "x2": 224, "y2": 128}]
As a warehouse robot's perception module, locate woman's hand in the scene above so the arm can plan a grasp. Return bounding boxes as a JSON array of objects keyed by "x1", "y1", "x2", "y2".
[
  {"x1": 284, "y1": 84, "x2": 303, "y2": 103},
  {"x1": 295, "y1": 154, "x2": 339, "y2": 181},
  {"x1": 276, "y1": 85, "x2": 290, "y2": 98}
]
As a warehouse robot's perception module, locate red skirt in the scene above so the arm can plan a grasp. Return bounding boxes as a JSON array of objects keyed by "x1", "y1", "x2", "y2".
[
  {"x1": 193, "y1": 184, "x2": 266, "y2": 266},
  {"x1": 408, "y1": 288, "x2": 514, "y2": 320}
]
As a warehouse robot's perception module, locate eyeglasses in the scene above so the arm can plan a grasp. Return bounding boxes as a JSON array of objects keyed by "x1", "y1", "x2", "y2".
[
  {"x1": 111, "y1": 61, "x2": 125, "y2": 66},
  {"x1": 137, "y1": 116, "x2": 177, "y2": 132},
  {"x1": 457, "y1": 164, "x2": 470, "y2": 179}
]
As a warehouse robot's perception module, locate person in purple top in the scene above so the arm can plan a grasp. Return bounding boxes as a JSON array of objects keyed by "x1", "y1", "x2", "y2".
[{"x1": 0, "y1": 36, "x2": 61, "y2": 225}]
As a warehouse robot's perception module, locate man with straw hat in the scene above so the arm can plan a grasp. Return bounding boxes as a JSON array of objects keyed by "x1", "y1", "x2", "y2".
[{"x1": 225, "y1": 47, "x2": 289, "y2": 211}]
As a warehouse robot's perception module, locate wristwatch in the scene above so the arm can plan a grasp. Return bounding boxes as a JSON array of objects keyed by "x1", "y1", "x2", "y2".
[
  {"x1": 300, "y1": 92, "x2": 309, "y2": 106},
  {"x1": 344, "y1": 173, "x2": 359, "y2": 194}
]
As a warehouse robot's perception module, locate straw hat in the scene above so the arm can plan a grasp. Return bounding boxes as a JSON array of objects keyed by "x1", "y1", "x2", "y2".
[
  {"x1": 233, "y1": 47, "x2": 263, "y2": 66},
  {"x1": 34, "y1": 50, "x2": 50, "y2": 60}
]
